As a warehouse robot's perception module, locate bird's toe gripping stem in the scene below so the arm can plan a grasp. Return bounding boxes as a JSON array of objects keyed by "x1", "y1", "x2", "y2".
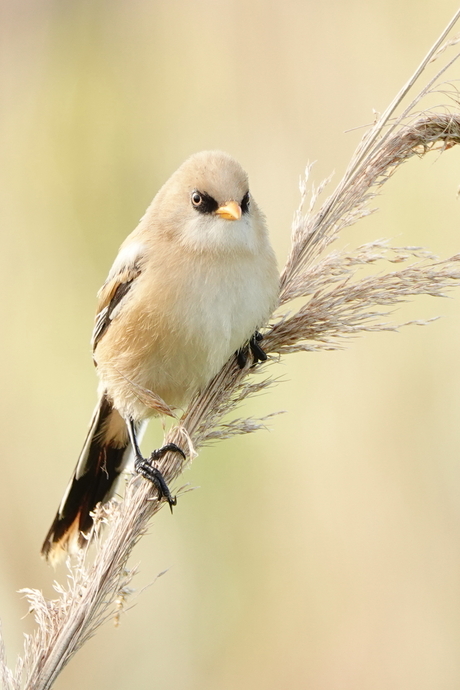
[
  {"x1": 237, "y1": 331, "x2": 268, "y2": 369},
  {"x1": 129, "y1": 418, "x2": 185, "y2": 511}
]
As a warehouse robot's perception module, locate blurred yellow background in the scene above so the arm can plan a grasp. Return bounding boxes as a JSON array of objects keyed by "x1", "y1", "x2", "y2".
[{"x1": 1, "y1": 1, "x2": 460, "y2": 688}]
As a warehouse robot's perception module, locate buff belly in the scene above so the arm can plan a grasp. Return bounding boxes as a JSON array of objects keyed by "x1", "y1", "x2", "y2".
[{"x1": 95, "y1": 252, "x2": 277, "y2": 422}]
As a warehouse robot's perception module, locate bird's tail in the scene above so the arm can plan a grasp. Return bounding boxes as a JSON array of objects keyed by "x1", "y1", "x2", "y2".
[{"x1": 41, "y1": 395, "x2": 134, "y2": 565}]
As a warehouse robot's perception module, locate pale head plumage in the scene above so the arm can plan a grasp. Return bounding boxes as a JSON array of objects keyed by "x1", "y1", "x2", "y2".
[{"x1": 139, "y1": 150, "x2": 266, "y2": 254}]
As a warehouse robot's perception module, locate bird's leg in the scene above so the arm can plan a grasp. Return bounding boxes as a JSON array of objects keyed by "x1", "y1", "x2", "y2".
[
  {"x1": 236, "y1": 331, "x2": 268, "y2": 369},
  {"x1": 126, "y1": 419, "x2": 185, "y2": 511}
]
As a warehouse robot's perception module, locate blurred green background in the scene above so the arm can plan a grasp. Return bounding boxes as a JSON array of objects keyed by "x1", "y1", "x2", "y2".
[{"x1": 1, "y1": 1, "x2": 460, "y2": 688}]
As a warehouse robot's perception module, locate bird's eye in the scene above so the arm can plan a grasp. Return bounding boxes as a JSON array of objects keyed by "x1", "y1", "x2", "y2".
[
  {"x1": 241, "y1": 191, "x2": 250, "y2": 214},
  {"x1": 191, "y1": 191, "x2": 203, "y2": 207},
  {"x1": 190, "y1": 190, "x2": 219, "y2": 214}
]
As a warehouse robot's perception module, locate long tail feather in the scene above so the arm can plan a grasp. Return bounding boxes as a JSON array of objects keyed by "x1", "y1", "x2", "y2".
[{"x1": 41, "y1": 395, "x2": 132, "y2": 565}]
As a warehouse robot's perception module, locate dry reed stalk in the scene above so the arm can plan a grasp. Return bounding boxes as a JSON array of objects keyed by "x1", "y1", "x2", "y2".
[{"x1": 2, "y1": 11, "x2": 460, "y2": 690}]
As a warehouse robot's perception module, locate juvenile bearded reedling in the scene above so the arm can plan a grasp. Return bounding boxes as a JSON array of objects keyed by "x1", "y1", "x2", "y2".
[{"x1": 41, "y1": 150, "x2": 279, "y2": 565}]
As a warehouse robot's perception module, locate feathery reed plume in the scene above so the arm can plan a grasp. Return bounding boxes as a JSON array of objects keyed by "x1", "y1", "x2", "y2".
[{"x1": 2, "y1": 11, "x2": 460, "y2": 690}]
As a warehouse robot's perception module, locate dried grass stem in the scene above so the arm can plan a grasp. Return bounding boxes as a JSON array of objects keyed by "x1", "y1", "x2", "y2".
[{"x1": 2, "y1": 20, "x2": 460, "y2": 690}]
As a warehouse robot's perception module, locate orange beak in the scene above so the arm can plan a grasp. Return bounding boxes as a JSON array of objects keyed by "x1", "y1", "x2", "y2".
[{"x1": 215, "y1": 201, "x2": 242, "y2": 221}]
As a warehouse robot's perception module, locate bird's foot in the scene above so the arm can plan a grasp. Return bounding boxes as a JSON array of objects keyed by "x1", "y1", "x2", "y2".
[
  {"x1": 237, "y1": 331, "x2": 267, "y2": 369},
  {"x1": 134, "y1": 444, "x2": 185, "y2": 511},
  {"x1": 250, "y1": 331, "x2": 267, "y2": 362}
]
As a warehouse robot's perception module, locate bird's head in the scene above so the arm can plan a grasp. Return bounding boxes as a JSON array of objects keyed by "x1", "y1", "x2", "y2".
[{"x1": 149, "y1": 150, "x2": 267, "y2": 255}]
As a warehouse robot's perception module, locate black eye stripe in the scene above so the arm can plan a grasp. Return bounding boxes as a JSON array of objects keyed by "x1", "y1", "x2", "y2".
[
  {"x1": 191, "y1": 190, "x2": 250, "y2": 215},
  {"x1": 191, "y1": 190, "x2": 219, "y2": 215},
  {"x1": 241, "y1": 191, "x2": 250, "y2": 214}
]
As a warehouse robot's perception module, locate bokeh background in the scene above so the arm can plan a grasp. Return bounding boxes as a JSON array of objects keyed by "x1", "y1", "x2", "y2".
[{"x1": 1, "y1": 1, "x2": 460, "y2": 688}]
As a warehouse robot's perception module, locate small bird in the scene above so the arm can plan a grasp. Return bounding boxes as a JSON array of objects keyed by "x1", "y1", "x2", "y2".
[{"x1": 41, "y1": 150, "x2": 279, "y2": 564}]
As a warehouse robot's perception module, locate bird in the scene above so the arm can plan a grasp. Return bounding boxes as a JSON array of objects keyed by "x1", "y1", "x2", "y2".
[{"x1": 41, "y1": 150, "x2": 279, "y2": 565}]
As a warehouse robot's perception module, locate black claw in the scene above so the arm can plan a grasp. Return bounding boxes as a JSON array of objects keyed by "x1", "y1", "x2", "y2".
[
  {"x1": 134, "y1": 444, "x2": 186, "y2": 511},
  {"x1": 237, "y1": 347, "x2": 248, "y2": 369},
  {"x1": 249, "y1": 331, "x2": 268, "y2": 363},
  {"x1": 134, "y1": 458, "x2": 176, "y2": 510},
  {"x1": 150, "y1": 442, "x2": 186, "y2": 462},
  {"x1": 236, "y1": 331, "x2": 268, "y2": 369}
]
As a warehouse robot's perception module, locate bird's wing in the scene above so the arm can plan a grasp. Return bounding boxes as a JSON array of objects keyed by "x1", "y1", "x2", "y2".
[{"x1": 91, "y1": 243, "x2": 144, "y2": 351}]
